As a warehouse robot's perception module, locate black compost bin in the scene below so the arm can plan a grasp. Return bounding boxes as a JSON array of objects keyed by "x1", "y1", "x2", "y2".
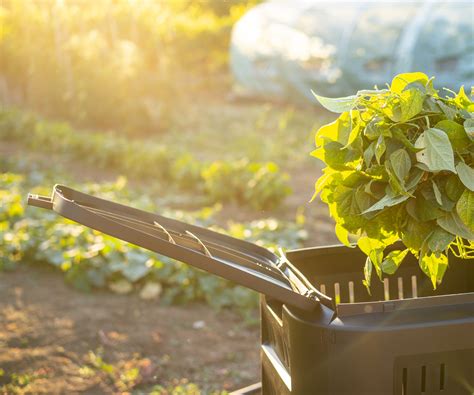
[{"x1": 28, "y1": 185, "x2": 474, "y2": 395}]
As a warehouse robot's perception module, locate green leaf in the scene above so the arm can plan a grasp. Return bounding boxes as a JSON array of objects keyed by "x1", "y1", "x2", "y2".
[
  {"x1": 432, "y1": 180, "x2": 443, "y2": 206},
  {"x1": 354, "y1": 188, "x2": 373, "y2": 213},
  {"x1": 398, "y1": 88, "x2": 424, "y2": 122},
  {"x1": 314, "y1": 112, "x2": 352, "y2": 146},
  {"x1": 464, "y1": 118, "x2": 474, "y2": 140},
  {"x1": 437, "y1": 211, "x2": 474, "y2": 240},
  {"x1": 364, "y1": 116, "x2": 392, "y2": 140},
  {"x1": 363, "y1": 193, "x2": 409, "y2": 214},
  {"x1": 401, "y1": 219, "x2": 433, "y2": 251},
  {"x1": 393, "y1": 128, "x2": 421, "y2": 152},
  {"x1": 435, "y1": 120, "x2": 471, "y2": 150},
  {"x1": 438, "y1": 101, "x2": 457, "y2": 120},
  {"x1": 386, "y1": 163, "x2": 407, "y2": 195},
  {"x1": 456, "y1": 162, "x2": 474, "y2": 191},
  {"x1": 375, "y1": 135, "x2": 386, "y2": 164},
  {"x1": 363, "y1": 142, "x2": 376, "y2": 167},
  {"x1": 456, "y1": 189, "x2": 474, "y2": 232},
  {"x1": 445, "y1": 174, "x2": 465, "y2": 201},
  {"x1": 419, "y1": 252, "x2": 448, "y2": 289},
  {"x1": 415, "y1": 128, "x2": 456, "y2": 173},
  {"x1": 335, "y1": 223, "x2": 351, "y2": 247},
  {"x1": 381, "y1": 249, "x2": 409, "y2": 274},
  {"x1": 390, "y1": 149, "x2": 411, "y2": 183},
  {"x1": 312, "y1": 92, "x2": 358, "y2": 113},
  {"x1": 415, "y1": 195, "x2": 443, "y2": 221},
  {"x1": 427, "y1": 227, "x2": 455, "y2": 252},
  {"x1": 357, "y1": 237, "x2": 385, "y2": 280},
  {"x1": 357, "y1": 236, "x2": 385, "y2": 256}
]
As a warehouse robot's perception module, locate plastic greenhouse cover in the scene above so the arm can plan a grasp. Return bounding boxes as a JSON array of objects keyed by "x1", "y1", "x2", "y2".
[{"x1": 230, "y1": 0, "x2": 474, "y2": 102}]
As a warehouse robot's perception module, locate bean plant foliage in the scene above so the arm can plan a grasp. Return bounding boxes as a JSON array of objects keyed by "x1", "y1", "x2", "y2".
[{"x1": 312, "y1": 72, "x2": 474, "y2": 289}]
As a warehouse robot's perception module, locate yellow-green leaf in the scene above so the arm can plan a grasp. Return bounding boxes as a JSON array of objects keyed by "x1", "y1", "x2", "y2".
[
  {"x1": 398, "y1": 88, "x2": 424, "y2": 122},
  {"x1": 456, "y1": 189, "x2": 474, "y2": 232},
  {"x1": 419, "y1": 252, "x2": 448, "y2": 289},
  {"x1": 381, "y1": 249, "x2": 409, "y2": 275},
  {"x1": 391, "y1": 72, "x2": 429, "y2": 94}
]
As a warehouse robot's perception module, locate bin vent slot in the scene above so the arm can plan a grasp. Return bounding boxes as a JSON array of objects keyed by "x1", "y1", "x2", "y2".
[
  {"x1": 394, "y1": 349, "x2": 474, "y2": 394},
  {"x1": 421, "y1": 365, "x2": 426, "y2": 392},
  {"x1": 439, "y1": 363, "x2": 445, "y2": 390},
  {"x1": 402, "y1": 367, "x2": 407, "y2": 394}
]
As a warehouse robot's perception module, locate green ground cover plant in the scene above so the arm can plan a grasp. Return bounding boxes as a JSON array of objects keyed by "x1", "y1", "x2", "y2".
[
  {"x1": 0, "y1": 108, "x2": 291, "y2": 210},
  {"x1": 0, "y1": 169, "x2": 306, "y2": 315},
  {"x1": 312, "y1": 72, "x2": 473, "y2": 288}
]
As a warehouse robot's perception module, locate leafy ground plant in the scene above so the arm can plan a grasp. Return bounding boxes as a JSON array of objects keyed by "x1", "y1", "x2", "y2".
[
  {"x1": 0, "y1": 169, "x2": 306, "y2": 316},
  {"x1": 0, "y1": 108, "x2": 291, "y2": 210},
  {"x1": 312, "y1": 72, "x2": 473, "y2": 288}
]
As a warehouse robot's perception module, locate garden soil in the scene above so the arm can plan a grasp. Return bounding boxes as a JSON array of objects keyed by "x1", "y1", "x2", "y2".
[{"x1": 0, "y1": 265, "x2": 260, "y2": 393}]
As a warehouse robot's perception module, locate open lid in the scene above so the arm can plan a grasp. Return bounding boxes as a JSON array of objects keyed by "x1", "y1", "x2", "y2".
[{"x1": 28, "y1": 185, "x2": 328, "y2": 311}]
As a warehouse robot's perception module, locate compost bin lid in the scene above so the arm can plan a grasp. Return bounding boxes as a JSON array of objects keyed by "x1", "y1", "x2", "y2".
[{"x1": 28, "y1": 185, "x2": 328, "y2": 311}]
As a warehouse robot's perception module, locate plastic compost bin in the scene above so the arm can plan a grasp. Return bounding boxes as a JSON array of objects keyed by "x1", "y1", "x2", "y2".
[{"x1": 28, "y1": 185, "x2": 474, "y2": 395}]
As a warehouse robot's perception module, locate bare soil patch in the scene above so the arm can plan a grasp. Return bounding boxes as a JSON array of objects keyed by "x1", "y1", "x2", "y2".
[{"x1": 0, "y1": 265, "x2": 260, "y2": 394}]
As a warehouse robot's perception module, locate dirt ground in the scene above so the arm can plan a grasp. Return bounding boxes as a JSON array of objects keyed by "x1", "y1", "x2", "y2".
[{"x1": 0, "y1": 265, "x2": 260, "y2": 394}]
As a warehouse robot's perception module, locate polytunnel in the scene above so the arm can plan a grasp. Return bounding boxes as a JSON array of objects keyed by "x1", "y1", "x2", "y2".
[{"x1": 230, "y1": 0, "x2": 474, "y2": 101}]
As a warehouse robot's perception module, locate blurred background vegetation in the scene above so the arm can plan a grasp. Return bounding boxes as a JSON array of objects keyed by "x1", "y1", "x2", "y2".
[
  {"x1": 0, "y1": 1, "x2": 335, "y2": 393},
  {"x1": 0, "y1": 0, "x2": 257, "y2": 134}
]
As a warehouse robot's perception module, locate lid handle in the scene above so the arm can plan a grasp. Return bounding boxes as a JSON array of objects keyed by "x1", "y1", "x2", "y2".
[{"x1": 27, "y1": 194, "x2": 53, "y2": 210}]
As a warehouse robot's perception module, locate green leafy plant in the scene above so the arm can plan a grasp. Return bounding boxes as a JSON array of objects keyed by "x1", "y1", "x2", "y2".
[
  {"x1": 0, "y1": 108, "x2": 291, "y2": 210},
  {"x1": 0, "y1": 168, "x2": 305, "y2": 316},
  {"x1": 312, "y1": 72, "x2": 473, "y2": 288}
]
